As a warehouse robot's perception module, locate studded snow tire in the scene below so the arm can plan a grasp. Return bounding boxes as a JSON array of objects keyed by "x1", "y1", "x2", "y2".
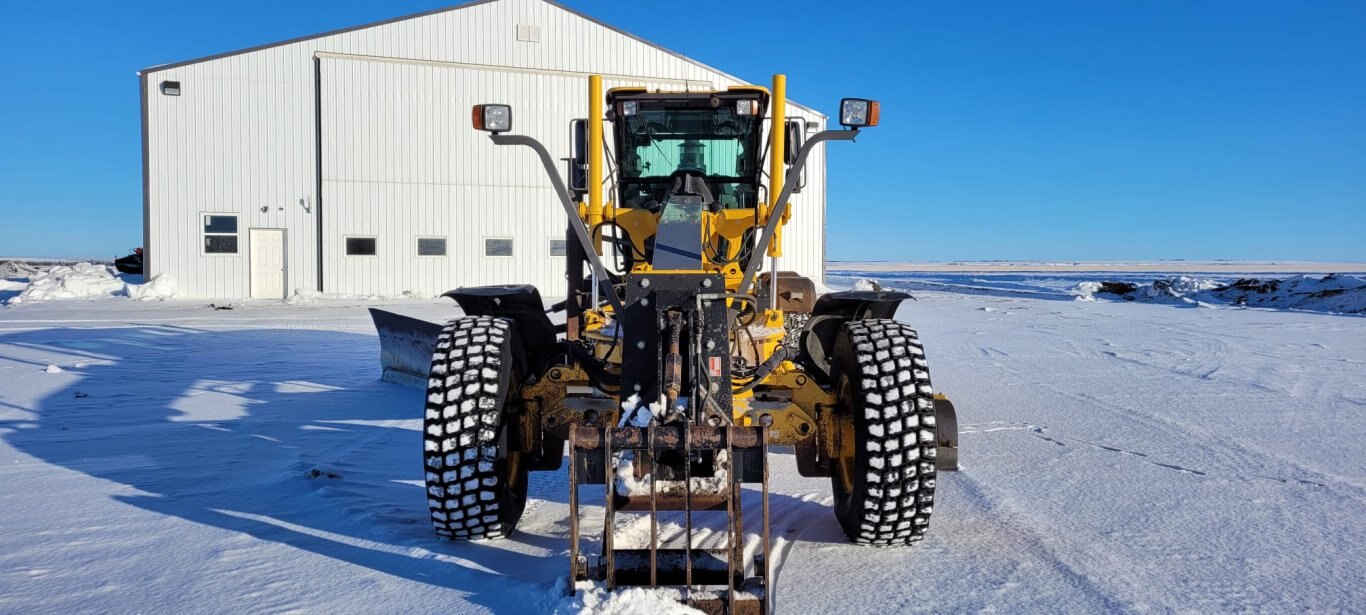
[
  {"x1": 422, "y1": 316, "x2": 528, "y2": 540},
  {"x1": 829, "y1": 318, "x2": 938, "y2": 546}
]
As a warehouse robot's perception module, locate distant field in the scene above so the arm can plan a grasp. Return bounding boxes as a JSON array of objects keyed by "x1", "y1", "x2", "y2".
[{"x1": 832, "y1": 261, "x2": 1366, "y2": 274}]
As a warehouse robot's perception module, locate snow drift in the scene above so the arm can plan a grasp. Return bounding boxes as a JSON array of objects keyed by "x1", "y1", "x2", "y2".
[
  {"x1": 1073, "y1": 274, "x2": 1366, "y2": 314},
  {"x1": 5, "y1": 262, "x2": 176, "y2": 304}
]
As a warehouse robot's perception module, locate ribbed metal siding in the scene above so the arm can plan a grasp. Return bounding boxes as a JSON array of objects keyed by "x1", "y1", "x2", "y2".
[{"x1": 144, "y1": 0, "x2": 826, "y2": 298}]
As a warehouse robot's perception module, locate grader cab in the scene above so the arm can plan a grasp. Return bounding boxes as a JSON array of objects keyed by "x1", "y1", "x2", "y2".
[{"x1": 371, "y1": 74, "x2": 958, "y2": 614}]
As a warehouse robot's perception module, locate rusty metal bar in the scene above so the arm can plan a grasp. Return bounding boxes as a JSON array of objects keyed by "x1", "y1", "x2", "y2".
[
  {"x1": 760, "y1": 426, "x2": 771, "y2": 615},
  {"x1": 610, "y1": 549, "x2": 732, "y2": 585},
  {"x1": 568, "y1": 427, "x2": 580, "y2": 593},
  {"x1": 726, "y1": 426, "x2": 737, "y2": 615},
  {"x1": 571, "y1": 425, "x2": 763, "y2": 451},
  {"x1": 648, "y1": 425, "x2": 658, "y2": 588},
  {"x1": 683, "y1": 423, "x2": 694, "y2": 602},
  {"x1": 603, "y1": 427, "x2": 615, "y2": 591},
  {"x1": 615, "y1": 494, "x2": 729, "y2": 511}
]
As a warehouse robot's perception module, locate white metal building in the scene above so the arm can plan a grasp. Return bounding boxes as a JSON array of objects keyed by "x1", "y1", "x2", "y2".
[{"x1": 139, "y1": 0, "x2": 827, "y2": 300}]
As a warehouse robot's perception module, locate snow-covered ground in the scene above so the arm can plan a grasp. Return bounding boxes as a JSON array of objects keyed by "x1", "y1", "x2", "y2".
[{"x1": 1, "y1": 266, "x2": 1363, "y2": 613}]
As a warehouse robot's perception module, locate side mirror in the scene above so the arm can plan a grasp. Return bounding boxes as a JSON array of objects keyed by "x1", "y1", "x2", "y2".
[
  {"x1": 472, "y1": 104, "x2": 512, "y2": 133},
  {"x1": 838, "y1": 98, "x2": 879, "y2": 128},
  {"x1": 783, "y1": 119, "x2": 804, "y2": 165},
  {"x1": 567, "y1": 119, "x2": 588, "y2": 195},
  {"x1": 783, "y1": 119, "x2": 805, "y2": 194}
]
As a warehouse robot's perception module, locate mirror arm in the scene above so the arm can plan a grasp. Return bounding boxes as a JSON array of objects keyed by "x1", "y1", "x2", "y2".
[
  {"x1": 738, "y1": 128, "x2": 859, "y2": 296},
  {"x1": 488, "y1": 133, "x2": 626, "y2": 315}
]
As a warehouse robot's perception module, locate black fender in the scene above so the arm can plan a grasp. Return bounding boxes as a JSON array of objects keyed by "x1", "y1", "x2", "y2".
[
  {"x1": 443, "y1": 285, "x2": 560, "y2": 374},
  {"x1": 797, "y1": 290, "x2": 912, "y2": 385}
]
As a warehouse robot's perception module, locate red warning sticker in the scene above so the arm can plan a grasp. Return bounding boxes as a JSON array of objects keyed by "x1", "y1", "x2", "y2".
[{"x1": 708, "y1": 356, "x2": 723, "y2": 377}]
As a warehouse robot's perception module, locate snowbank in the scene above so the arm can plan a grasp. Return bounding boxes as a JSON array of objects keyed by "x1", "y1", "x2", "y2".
[
  {"x1": 549, "y1": 579, "x2": 701, "y2": 614},
  {"x1": 5, "y1": 262, "x2": 177, "y2": 304},
  {"x1": 287, "y1": 288, "x2": 431, "y2": 304},
  {"x1": 1073, "y1": 274, "x2": 1366, "y2": 314}
]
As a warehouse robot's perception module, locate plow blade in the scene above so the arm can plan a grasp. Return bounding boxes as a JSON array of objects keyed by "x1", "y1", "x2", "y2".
[
  {"x1": 569, "y1": 424, "x2": 771, "y2": 615},
  {"x1": 368, "y1": 308, "x2": 443, "y2": 387}
]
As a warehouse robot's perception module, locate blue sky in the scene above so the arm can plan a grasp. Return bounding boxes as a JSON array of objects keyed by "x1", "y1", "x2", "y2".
[{"x1": 1, "y1": 0, "x2": 1363, "y2": 261}]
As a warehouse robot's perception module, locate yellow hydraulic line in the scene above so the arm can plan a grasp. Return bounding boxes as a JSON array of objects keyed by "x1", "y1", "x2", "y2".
[
  {"x1": 588, "y1": 74, "x2": 605, "y2": 254},
  {"x1": 767, "y1": 74, "x2": 786, "y2": 258}
]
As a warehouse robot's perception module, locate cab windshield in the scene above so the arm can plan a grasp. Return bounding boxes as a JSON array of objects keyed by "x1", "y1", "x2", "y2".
[{"x1": 616, "y1": 103, "x2": 764, "y2": 210}]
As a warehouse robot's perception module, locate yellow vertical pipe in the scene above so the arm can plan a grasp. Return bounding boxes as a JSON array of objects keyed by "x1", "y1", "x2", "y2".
[
  {"x1": 588, "y1": 75, "x2": 604, "y2": 253},
  {"x1": 767, "y1": 74, "x2": 786, "y2": 257}
]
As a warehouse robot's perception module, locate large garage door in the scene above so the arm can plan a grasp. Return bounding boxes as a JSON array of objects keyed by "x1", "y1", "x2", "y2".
[{"x1": 317, "y1": 52, "x2": 710, "y2": 297}]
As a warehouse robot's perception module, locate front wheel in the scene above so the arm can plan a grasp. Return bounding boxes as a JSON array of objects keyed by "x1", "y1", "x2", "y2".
[
  {"x1": 829, "y1": 318, "x2": 938, "y2": 546},
  {"x1": 422, "y1": 316, "x2": 528, "y2": 540}
]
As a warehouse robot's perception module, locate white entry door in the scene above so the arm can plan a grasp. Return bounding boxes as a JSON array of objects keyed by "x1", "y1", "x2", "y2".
[{"x1": 249, "y1": 229, "x2": 286, "y2": 300}]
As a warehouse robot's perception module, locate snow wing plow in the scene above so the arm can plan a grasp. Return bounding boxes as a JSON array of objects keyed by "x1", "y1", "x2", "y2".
[
  {"x1": 368, "y1": 308, "x2": 443, "y2": 387},
  {"x1": 379, "y1": 74, "x2": 958, "y2": 613}
]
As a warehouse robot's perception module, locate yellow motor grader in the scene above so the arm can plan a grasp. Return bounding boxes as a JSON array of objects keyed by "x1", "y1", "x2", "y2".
[{"x1": 370, "y1": 74, "x2": 958, "y2": 614}]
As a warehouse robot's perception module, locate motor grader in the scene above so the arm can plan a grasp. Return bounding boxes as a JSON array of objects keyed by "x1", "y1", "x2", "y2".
[{"x1": 369, "y1": 74, "x2": 958, "y2": 614}]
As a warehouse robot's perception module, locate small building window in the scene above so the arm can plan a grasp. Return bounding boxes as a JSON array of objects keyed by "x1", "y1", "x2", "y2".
[
  {"x1": 484, "y1": 238, "x2": 513, "y2": 257},
  {"x1": 345, "y1": 236, "x2": 377, "y2": 256},
  {"x1": 417, "y1": 237, "x2": 447, "y2": 257},
  {"x1": 161, "y1": 80, "x2": 181, "y2": 96},
  {"x1": 203, "y1": 214, "x2": 238, "y2": 254},
  {"x1": 549, "y1": 238, "x2": 567, "y2": 257}
]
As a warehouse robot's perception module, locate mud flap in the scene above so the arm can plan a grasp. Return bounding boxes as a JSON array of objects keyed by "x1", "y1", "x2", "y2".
[
  {"x1": 368, "y1": 308, "x2": 443, "y2": 387},
  {"x1": 933, "y1": 395, "x2": 959, "y2": 471}
]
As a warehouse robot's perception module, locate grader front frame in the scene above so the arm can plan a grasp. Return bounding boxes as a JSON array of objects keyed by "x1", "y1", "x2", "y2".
[{"x1": 371, "y1": 73, "x2": 958, "y2": 614}]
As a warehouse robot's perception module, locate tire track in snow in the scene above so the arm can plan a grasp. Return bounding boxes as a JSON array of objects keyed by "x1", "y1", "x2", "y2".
[
  {"x1": 946, "y1": 472, "x2": 1134, "y2": 613},
  {"x1": 986, "y1": 323, "x2": 1364, "y2": 500}
]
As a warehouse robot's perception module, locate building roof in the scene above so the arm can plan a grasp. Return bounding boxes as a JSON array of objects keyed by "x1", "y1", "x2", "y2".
[{"x1": 138, "y1": 0, "x2": 823, "y2": 116}]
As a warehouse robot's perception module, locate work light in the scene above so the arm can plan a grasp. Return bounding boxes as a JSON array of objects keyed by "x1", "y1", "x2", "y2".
[
  {"x1": 838, "y1": 98, "x2": 880, "y2": 128},
  {"x1": 472, "y1": 104, "x2": 512, "y2": 133}
]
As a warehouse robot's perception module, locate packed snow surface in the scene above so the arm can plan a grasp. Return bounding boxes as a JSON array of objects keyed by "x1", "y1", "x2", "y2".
[{"x1": 1, "y1": 265, "x2": 1364, "y2": 613}]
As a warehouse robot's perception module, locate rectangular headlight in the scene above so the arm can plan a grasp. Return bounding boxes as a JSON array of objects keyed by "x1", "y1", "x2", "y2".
[
  {"x1": 736, "y1": 99, "x2": 759, "y2": 116},
  {"x1": 839, "y1": 98, "x2": 880, "y2": 128},
  {"x1": 472, "y1": 104, "x2": 512, "y2": 133}
]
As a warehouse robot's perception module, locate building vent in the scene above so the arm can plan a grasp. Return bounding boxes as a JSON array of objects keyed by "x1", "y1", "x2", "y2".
[{"x1": 516, "y1": 24, "x2": 542, "y2": 43}]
